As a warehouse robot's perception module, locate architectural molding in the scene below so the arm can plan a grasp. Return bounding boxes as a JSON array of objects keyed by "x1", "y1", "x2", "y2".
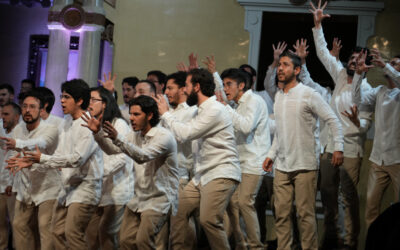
[{"x1": 237, "y1": 0, "x2": 384, "y2": 70}]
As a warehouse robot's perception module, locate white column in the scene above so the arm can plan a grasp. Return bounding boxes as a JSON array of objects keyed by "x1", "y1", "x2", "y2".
[
  {"x1": 244, "y1": 9, "x2": 263, "y2": 71},
  {"x1": 357, "y1": 15, "x2": 376, "y2": 47},
  {"x1": 76, "y1": 25, "x2": 104, "y2": 87},
  {"x1": 44, "y1": 26, "x2": 71, "y2": 116}
]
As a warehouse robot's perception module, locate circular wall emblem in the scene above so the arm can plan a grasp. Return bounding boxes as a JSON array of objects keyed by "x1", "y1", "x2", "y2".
[{"x1": 60, "y1": 4, "x2": 85, "y2": 30}]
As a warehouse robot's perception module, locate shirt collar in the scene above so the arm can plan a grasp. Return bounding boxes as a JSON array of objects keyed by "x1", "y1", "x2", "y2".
[{"x1": 198, "y1": 95, "x2": 216, "y2": 111}]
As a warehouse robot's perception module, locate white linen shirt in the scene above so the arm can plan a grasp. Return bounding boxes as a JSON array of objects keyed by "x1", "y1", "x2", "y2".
[
  {"x1": 99, "y1": 118, "x2": 134, "y2": 206},
  {"x1": 12, "y1": 121, "x2": 61, "y2": 205},
  {"x1": 33, "y1": 114, "x2": 104, "y2": 206},
  {"x1": 0, "y1": 129, "x2": 14, "y2": 193},
  {"x1": 353, "y1": 71, "x2": 400, "y2": 166},
  {"x1": 313, "y1": 26, "x2": 372, "y2": 158},
  {"x1": 226, "y1": 90, "x2": 270, "y2": 176},
  {"x1": 94, "y1": 126, "x2": 179, "y2": 215},
  {"x1": 161, "y1": 102, "x2": 197, "y2": 180},
  {"x1": 161, "y1": 96, "x2": 241, "y2": 186},
  {"x1": 43, "y1": 114, "x2": 64, "y2": 128},
  {"x1": 266, "y1": 83, "x2": 344, "y2": 172}
]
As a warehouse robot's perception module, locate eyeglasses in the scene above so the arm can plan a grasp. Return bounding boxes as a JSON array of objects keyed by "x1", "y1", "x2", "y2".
[{"x1": 90, "y1": 98, "x2": 103, "y2": 103}]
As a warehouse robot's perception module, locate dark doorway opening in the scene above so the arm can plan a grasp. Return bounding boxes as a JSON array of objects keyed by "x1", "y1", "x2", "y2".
[{"x1": 256, "y1": 12, "x2": 358, "y2": 91}]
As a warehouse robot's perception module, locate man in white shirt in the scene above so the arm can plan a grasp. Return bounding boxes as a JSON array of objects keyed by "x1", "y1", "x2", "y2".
[
  {"x1": 85, "y1": 87, "x2": 134, "y2": 250},
  {"x1": 220, "y1": 68, "x2": 271, "y2": 249},
  {"x1": 310, "y1": 2, "x2": 373, "y2": 248},
  {"x1": 163, "y1": 71, "x2": 198, "y2": 248},
  {"x1": 134, "y1": 80, "x2": 157, "y2": 98},
  {"x1": 83, "y1": 95, "x2": 178, "y2": 250},
  {"x1": 147, "y1": 70, "x2": 167, "y2": 95},
  {"x1": 7, "y1": 79, "x2": 104, "y2": 250},
  {"x1": 119, "y1": 77, "x2": 139, "y2": 122},
  {"x1": 0, "y1": 102, "x2": 20, "y2": 250},
  {"x1": 5, "y1": 91, "x2": 60, "y2": 250},
  {"x1": 263, "y1": 52, "x2": 344, "y2": 250},
  {"x1": 36, "y1": 87, "x2": 64, "y2": 128},
  {"x1": 155, "y1": 68, "x2": 241, "y2": 250},
  {"x1": 350, "y1": 49, "x2": 400, "y2": 228}
]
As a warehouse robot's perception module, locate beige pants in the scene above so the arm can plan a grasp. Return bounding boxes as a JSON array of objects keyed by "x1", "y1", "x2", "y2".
[
  {"x1": 274, "y1": 169, "x2": 318, "y2": 250},
  {"x1": 320, "y1": 153, "x2": 362, "y2": 247},
  {"x1": 0, "y1": 193, "x2": 15, "y2": 250},
  {"x1": 228, "y1": 173, "x2": 264, "y2": 249},
  {"x1": 119, "y1": 208, "x2": 167, "y2": 250},
  {"x1": 170, "y1": 178, "x2": 238, "y2": 250},
  {"x1": 86, "y1": 205, "x2": 125, "y2": 250},
  {"x1": 365, "y1": 162, "x2": 400, "y2": 228},
  {"x1": 51, "y1": 202, "x2": 97, "y2": 250},
  {"x1": 13, "y1": 199, "x2": 55, "y2": 250}
]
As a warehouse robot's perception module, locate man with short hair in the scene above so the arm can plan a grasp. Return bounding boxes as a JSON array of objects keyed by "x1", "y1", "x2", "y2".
[
  {"x1": 36, "y1": 87, "x2": 64, "y2": 128},
  {"x1": 156, "y1": 68, "x2": 241, "y2": 250},
  {"x1": 120, "y1": 77, "x2": 139, "y2": 122},
  {"x1": 263, "y1": 52, "x2": 344, "y2": 250},
  {"x1": 221, "y1": 68, "x2": 271, "y2": 250},
  {"x1": 7, "y1": 79, "x2": 104, "y2": 250},
  {"x1": 0, "y1": 84, "x2": 15, "y2": 105},
  {"x1": 0, "y1": 102, "x2": 20, "y2": 250},
  {"x1": 20, "y1": 79, "x2": 36, "y2": 94},
  {"x1": 310, "y1": 2, "x2": 373, "y2": 248},
  {"x1": 4, "y1": 91, "x2": 60, "y2": 250},
  {"x1": 351, "y1": 49, "x2": 400, "y2": 229},
  {"x1": 134, "y1": 80, "x2": 157, "y2": 98},
  {"x1": 147, "y1": 70, "x2": 167, "y2": 94},
  {"x1": 82, "y1": 95, "x2": 179, "y2": 250}
]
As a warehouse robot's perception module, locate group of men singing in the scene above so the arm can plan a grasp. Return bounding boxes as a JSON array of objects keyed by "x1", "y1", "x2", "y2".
[{"x1": 0, "y1": 1, "x2": 399, "y2": 250}]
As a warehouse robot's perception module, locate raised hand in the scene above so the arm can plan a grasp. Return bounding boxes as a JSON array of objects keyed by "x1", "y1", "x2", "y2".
[
  {"x1": 272, "y1": 42, "x2": 287, "y2": 67},
  {"x1": 153, "y1": 94, "x2": 169, "y2": 115},
  {"x1": 262, "y1": 157, "x2": 273, "y2": 172},
  {"x1": 370, "y1": 48, "x2": 386, "y2": 68},
  {"x1": 309, "y1": 0, "x2": 330, "y2": 29},
  {"x1": 330, "y1": 37, "x2": 342, "y2": 61},
  {"x1": 202, "y1": 55, "x2": 217, "y2": 74},
  {"x1": 188, "y1": 53, "x2": 199, "y2": 70},
  {"x1": 0, "y1": 137, "x2": 16, "y2": 150},
  {"x1": 290, "y1": 38, "x2": 309, "y2": 64},
  {"x1": 355, "y1": 50, "x2": 374, "y2": 75},
  {"x1": 176, "y1": 62, "x2": 189, "y2": 72},
  {"x1": 103, "y1": 121, "x2": 118, "y2": 140},
  {"x1": 342, "y1": 105, "x2": 360, "y2": 128},
  {"x1": 98, "y1": 72, "x2": 116, "y2": 93},
  {"x1": 81, "y1": 112, "x2": 103, "y2": 134}
]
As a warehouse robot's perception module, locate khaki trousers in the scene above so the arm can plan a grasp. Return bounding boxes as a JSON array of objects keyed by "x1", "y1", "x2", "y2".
[
  {"x1": 228, "y1": 173, "x2": 264, "y2": 249},
  {"x1": 170, "y1": 178, "x2": 238, "y2": 250},
  {"x1": 274, "y1": 169, "x2": 318, "y2": 250},
  {"x1": 119, "y1": 208, "x2": 167, "y2": 250},
  {"x1": 320, "y1": 153, "x2": 362, "y2": 247},
  {"x1": 365, "y1": 162, "x2": 400, "y2": 228},
  {"x1": 0, "y1": 193, "x2": 15, "y2": 250},
  {"x1": 13, "y1": 199, "x2": 55, "y2": 250},
  {"x1": 51, "y1": 202, "x2": 97, "y2": 250},
  {"x1": 86, "y1": 205, "x2": 125, "y2": 250}
]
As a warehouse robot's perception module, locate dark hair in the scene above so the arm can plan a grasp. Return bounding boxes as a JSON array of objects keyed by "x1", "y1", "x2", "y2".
[
  {"x1": 61, "y1": 79, "x2": 90, "y2": 110},
  {"x1": 393, "y1": 55, "x2": 400, "y2": 59},
  {"x1": 166, "y1": 71, "x2": 187, "y2": 88},
  {"x1": 4, "y1": 102, "x2": 21, "y2": 115},
  {"x1": 137, "y1": 80, "x2": 156, "y2": 95},
  {"x1": 91, "y1": 87, "x2": 123, "y2": 123},
  {"x1": 188, "y1": 68, "x2": 215, "y2": 97},
  {"x1": 0, "y1": 83, "x2": 14, "y2": 95},
  {"x1": 122, "y1": 77, "x2": 139, "y2": 88},
  {"x1": 147, "y1": 70, "x2": 167, "y2": 85},
  {"x1": 23, "y1": 90, "x2": 45, "y2": 109},
  {"x1": 21, "y1": 79, "x2": 36, "y2": 89},
  {"x1": 239, "y1": 64, "x2": 257, "y2": 77},
  {"x1": 129, "y1": 95, "x2": 159, "y2": 127},
  {"x1": 349, "y1": 46, "x2": 372, "y2": 65},
  {"x1": 279, "y1": 51, "x2": 302, "y2": 81},
  {"x1": 221, "y1": 68, "x2": 251, "y2": 91},
  {"x1": 36, "y1": 87, "x2": 55, "y2": 113}
]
